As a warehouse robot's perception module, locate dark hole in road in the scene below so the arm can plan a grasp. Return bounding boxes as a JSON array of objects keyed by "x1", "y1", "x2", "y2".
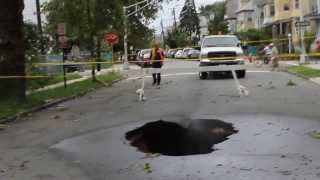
[{"x1": 125, "y1": 119, "x2": 238, "y2": 156}]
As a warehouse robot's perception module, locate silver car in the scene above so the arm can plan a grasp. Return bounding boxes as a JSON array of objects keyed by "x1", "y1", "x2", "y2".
[{"x1": 187, "y1": 49, "x2": 200, "y2": 59}]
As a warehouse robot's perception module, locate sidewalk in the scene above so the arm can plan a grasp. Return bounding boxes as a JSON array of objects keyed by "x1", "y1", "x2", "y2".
[
  {"x1": 281, "y1": 61, "x2": 320, "y2": 85},
  {"x1": 27, "y1": 64, "x2": 141, "y2": 95}
]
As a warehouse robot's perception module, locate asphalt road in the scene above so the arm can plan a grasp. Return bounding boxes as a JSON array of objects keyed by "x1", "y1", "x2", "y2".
[{"x1": 1, "y1": 60, "x2": 320, "y2": 180}]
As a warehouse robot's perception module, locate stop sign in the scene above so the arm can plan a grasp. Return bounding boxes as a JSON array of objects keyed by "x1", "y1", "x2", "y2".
[{"x1": 104, "y1": 32, "x2": 119, "y2": 45}]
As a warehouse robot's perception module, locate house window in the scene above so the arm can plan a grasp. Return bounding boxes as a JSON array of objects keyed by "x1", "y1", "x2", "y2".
[
  {"x1": 248, "y1": 17, "x2": 252, "y2": 22},
  {"x1": 284, "y1": 3, "x2": 290, "y2": 11},
  {"x1": 270, "y1": 5, "x2": 275, "y2": 16},
  {"x1": 295, "y1": 0, "x2": 299, "y2": 9}
]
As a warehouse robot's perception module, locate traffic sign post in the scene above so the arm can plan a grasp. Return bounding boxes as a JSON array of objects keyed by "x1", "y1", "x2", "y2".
[
  {"x1": 57, "y1": 23, "x2": 68, "y2": 88},
  {"x1": 104, "y1": 32, "x2": 119, "y2": 69},
  {"x1": 295, "y1": 20, "x2": 311, "y2": 27},
  {"x1": 298, "y1": 0, "x2": 307, "y2": 64},
  {"x1": 104, "y1": 32, "x2": 119, "y2": 45}
]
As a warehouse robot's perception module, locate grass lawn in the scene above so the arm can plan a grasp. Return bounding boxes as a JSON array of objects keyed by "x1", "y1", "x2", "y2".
[
  {"x1": 27, "y1": 73, "x2": 82, "y2": 90},
  {"x1": 0, "y1": 72, "x2": 123, "y2": 120},
  {"x1": 287, "y1": 66, "x2": 320, "y2": 78}
]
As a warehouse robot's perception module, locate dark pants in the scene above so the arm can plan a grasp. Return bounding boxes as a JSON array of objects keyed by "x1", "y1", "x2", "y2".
[
  {"x1": 152, "y1": 62, "x2": 162, "y2": 85},
  {"x1": 152, "y1": 73, "x2": 161, "y2": 85}
]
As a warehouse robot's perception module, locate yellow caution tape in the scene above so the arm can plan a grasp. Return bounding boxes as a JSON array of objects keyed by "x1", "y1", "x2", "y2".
[{"x1": 0, "y1": 76, "x2": 50, "y2": 79}]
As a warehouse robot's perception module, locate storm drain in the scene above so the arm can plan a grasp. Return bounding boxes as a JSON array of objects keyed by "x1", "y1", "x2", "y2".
[{"x1": 125, "y1": 119, "x2": 238, "y2": 156}]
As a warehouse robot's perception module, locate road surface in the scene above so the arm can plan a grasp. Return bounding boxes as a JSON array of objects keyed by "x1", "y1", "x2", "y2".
[{"x1": 1, "y1": 60, "x2": 320, "y2": 180}]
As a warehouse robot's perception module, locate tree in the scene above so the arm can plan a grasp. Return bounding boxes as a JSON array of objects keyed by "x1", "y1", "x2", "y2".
[
  {"x1": 43, "y1": 0, "x2": 167, "y2": 52},
  {"x1": 236, "y1": 28, "x2": 272, "y2": 46},
  {"x1": 24, "y1": 22, "x2": 50, "y2": 58},
  {"x1": 0, "y1": 0, "x2": 26, "y2": 100},
  {"x1": 165, "y1": 28, "x2": 190, "y2": 48},
  {"x1": 179, "y1": 0, "x2": 200, "y2": 40},
  {"x1": 199, "y1": 1, "x2": 228, "y2": 35}
]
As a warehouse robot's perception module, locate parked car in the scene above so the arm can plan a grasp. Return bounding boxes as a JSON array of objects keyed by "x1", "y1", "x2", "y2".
[
  {"x1": 166, "y1": 49, "x2": 176, "y2": 58},
  {"x1": 137, "y1": 49, "x2": 152, "y2": 67},
  {"x1": 181, "y1": 48, "x2": 193, "y2": 59},
  {"x1": 188, "y1": 49, "x2": 200, "y2": 59},
  {"x1": 199, "y1": 35, "x2": 245, "y2": 79},
  {"x1": 174, "y1": 50, "x2": 183, "y2": 59},
  {"x1": 64, "y1": 61, "x2": 82, "y2": 73},
  {"x1": 129, "y1": 50, "x2": 139, "y2": 62}
]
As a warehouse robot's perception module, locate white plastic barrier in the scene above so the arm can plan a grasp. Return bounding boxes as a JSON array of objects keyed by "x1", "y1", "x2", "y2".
[{"x1": 135, "y1": 65, "x2": 249, "y2": 101}]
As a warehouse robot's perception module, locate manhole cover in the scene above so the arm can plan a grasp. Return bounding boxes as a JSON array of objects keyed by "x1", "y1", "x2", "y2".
[{"x1": 125, "y1": 119, "x2": 238, "y2": 156}]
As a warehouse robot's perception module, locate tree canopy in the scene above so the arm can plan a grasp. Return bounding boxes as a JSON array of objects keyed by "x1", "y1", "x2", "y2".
[
  {"x1": 42, "y1": 0, "x2": 168, "y2": 52},
  {"x1": 179, "y1": 0, "x2": 200, "y2": 40},
  {"x1": 199, "y1": 1, "x2": 228, "y2": 35}
]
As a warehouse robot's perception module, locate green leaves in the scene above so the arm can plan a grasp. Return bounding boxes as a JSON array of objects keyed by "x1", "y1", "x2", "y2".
[
  {"x1": 43, "y1": 0, "x2": 168, "y2": 50},
  {"x1": 179, "y1": 0, "x2": 200, "y2": 39},
  {"x1": 200, "y1": 1, "x2": 228, "y2": 35},
  {"x1": 165, "y1": 29, "x2": 190, "y2": 48}
]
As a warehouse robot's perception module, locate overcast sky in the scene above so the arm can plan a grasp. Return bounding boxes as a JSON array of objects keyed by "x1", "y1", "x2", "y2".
[{"x1": 23, "y1": 0, "x2": 221, "y2": 34}]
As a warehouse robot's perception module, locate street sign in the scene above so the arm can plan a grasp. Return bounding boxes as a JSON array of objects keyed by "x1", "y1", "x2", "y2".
[
  {"x1": 104, "y1": 32, "x2": 119, "y2": 45},
  {"x1": 57, "y1": 23, "x2": 66, "y2": 36},
  {"x1": 58, "y1": 36, "x2": 68, "y2": 49},
  {"x1": 295, "y1": 20, "x2": 310, "y2": 27}
]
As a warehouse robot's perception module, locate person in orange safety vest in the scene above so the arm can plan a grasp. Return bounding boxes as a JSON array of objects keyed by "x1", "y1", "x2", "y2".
[{"x1": 150, "y1": 42, "x2": 164, "y2": 86}]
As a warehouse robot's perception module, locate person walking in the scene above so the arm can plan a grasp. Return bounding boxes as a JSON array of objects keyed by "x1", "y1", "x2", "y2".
[
  {"x1": 150, "y1": 42, "x2": 164, "y2": 86},
  {"x1": 269, "y1": 43, "x2": 279, "y2": 71},
  {"x1": 315, "y1": 39, "x2": 320, "y2": 52}
]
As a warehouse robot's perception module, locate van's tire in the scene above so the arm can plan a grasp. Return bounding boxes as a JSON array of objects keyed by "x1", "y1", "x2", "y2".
[
  {"x1": 199, "y1": 72, "x2": 208, "y2": 79},
  {"x1": 237, "y1": 70, "x2": 246, "y2": 78}
]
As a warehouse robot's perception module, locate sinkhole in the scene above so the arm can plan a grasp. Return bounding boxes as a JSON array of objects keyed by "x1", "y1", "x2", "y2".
[{"x1": 125, "y1": 119, "x2": 238, "y2": 156}]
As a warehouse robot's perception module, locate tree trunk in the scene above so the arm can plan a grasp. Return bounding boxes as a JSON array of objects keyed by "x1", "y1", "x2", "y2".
[
  {"x1": 86, "y1": 0, "x2": 96, "y2": 81},
  {"x1": 96, "y1": 37, "x2": 101, "y2": 71},
  {"x1": 0, "y1": 0, "x2": 26, "y2": 100}
]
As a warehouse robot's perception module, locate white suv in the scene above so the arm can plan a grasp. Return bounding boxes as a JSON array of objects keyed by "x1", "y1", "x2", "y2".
[{"x1": 199, "y1": 35, "x2": 246, "y2": 79}]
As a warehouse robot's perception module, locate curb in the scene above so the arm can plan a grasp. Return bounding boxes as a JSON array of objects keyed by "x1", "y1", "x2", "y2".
[
  {"x1": 284, "y1": 69, "x2": 310, "y2": 80},
  {"x1": 284, "y1": 69, "x2": 320, "y2": 86},
  {"x1": 0, "y1": 79, "x2": 123, "y2": 124}
]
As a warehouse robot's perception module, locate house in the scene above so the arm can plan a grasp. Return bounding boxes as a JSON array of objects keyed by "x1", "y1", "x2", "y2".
[
  {"x1": 261, "y1": 0, "x2": 275, "y2": 27},
  {"x1": 271, "y1": 0, "x2": 320, "y2": 43},
  {"x1": 236, "y1": 0, "x2": 255, "y2": 31},
  {"x1": 224, "y1": 0, "x2": 239, "y2": 33},
  {"x1": 199, "y1": 15, "x2": 209, "y2": 38},
  {"x1": 307, "y1": 0, "x2": 320, "y2": 37},
  {"x1": 233, "y1": 0, "x2": 266, "y2": 31}
]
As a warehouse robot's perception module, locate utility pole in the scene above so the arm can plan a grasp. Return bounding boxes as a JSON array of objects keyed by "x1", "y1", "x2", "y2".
[
  {"x1": 123, "y1": 0, "x2": 159, "y2": 70},
  {"x1": 36, "y1": 0, "x2": 45, "y2": 54},
  {"x1": 123, "y1": 6, "x2": 130, "y2": 70},
  {"x1": 317, "y1": 0, "x2": 320, "y2": 38},
  {"x1": 173, "y1": 8, "x2": 177, "y2": 29},
  {"x1": 160, "y1": 18, "x2": 165, "y2": 47},
  {"x1": 86, "y1": 0, "x2": 96, "y2": 81},
  {"x1": 299, "y1": 0, "x2": 307, "y2": 64}
]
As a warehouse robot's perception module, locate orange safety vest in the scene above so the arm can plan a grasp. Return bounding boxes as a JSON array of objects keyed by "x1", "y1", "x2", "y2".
[{"x1": 151, "y1": 48, "x2": 164, "y2": 65}]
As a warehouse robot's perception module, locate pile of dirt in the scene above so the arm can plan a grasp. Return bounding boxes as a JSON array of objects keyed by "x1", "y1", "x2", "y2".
[{"x1": 125, "y1": 119, "x2": 238, "y2": 156}]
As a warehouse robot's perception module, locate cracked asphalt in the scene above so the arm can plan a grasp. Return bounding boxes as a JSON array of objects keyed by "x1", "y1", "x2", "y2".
[{"x1": 1, "y1": 61, "x2": 320, "y2": 180}]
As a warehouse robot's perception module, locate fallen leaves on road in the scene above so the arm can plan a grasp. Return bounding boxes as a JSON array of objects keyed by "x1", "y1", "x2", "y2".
[
  {"x1": 266, "y1": 81, "x2": 276, "y2": 89},
  {"x1": 287, "y1": 80, "x2": 297, "y2": 86},
  {"x1": 52, "y1": 115, "x2": 61, "y2": 120},
  {"x1": 142, "y1": 153, "x2": 161, "y2": 159},
  {"x1": 54, "y1": 105, "x2": 68, "y2": 111},
  {"x1": 311, "y1": 132, "x2": 320, "y2": 139},
  {"x1": 0, "y1": 124, "x2": 8, "y2": 131},
  {"x1": 143, "y1": 163, "x2": 152, "y2": 173},
  {"x1": 268, "y1": 85, "x2": 276, "y2": 89},
  {"x1": 240, "y1": 168, "x2": 252, "y2": 171},
  {"x1": 19, "y1": 160, "x2": 30, "y2": 170},
  {"x1": 278, "y1": 170, "x2": 292, "y2": 176}
]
